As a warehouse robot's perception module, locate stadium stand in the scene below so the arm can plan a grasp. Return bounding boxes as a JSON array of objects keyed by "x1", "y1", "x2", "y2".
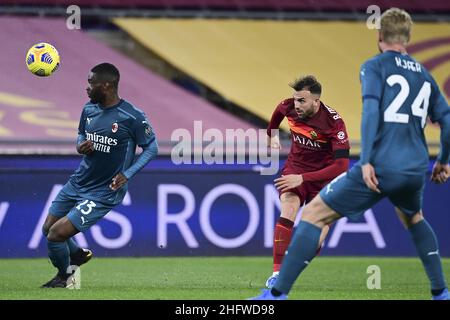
[
  {"x1": 1, "y1": 2, "x2": 449, "y2": 154},
  {"x1": 113, "y1": 18, "x2": 450, "y2": 154},
  {"x1": 0, "y1": 16, "x2": 255, "y2": 154},
  {"x1": 1, "y1": 0, "x2": 450, "y2": 12}
]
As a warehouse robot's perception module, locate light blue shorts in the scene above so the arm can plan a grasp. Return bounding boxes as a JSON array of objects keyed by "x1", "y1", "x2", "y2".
[
  {"x1": 320, "y1": 165, "x2": 425, "y2": 220},
  {"x1": 48, "y1": 182, "x2": 116, "y2": 232}
]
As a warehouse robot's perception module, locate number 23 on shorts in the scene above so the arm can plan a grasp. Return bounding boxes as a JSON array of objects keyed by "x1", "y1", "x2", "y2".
[{"x1": 76, "y1": 199, "x2": 97, "y2": 215}]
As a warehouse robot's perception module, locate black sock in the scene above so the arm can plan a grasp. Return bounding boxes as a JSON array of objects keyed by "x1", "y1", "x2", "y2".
[
  {"x1": 431, "y1": 288, "x2": 445, "y2": 296},
  {"x1": 70, "y1": 248, "x2": 83, "y2": 258},
  {"x1": 271, "y1": 288, "x2": 283, "y2": 297},
  {"x1": 57, "y1": 272, "x2": 70, "y2": 280}
]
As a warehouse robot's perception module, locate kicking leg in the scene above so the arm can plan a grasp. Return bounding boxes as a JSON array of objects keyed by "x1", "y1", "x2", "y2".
[
  {"x1": 396, "y1": 208, "x2": 448, "y2": 299},
  {"x1": 273, "y1": 192, "x2": 300, "y2": 273},
  {"x1": 266, "y1": 192, "x2": 300, "y2": 288}
]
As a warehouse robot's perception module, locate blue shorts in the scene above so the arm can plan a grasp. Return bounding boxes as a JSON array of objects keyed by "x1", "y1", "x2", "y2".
[
  {"x1": 319, "y1": 165, "x2": 425, "y2": 220},
  {"x1": 49, "y1": 182, "x2": 116, "y2": 232}
]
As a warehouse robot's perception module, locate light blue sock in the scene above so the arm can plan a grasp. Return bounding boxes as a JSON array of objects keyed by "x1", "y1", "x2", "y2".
[
  {"x1": 47, "y1": 241, "x2": 70, "y2": 277},
  {"x1": 409, "y1": 220, "x2": 447, "y2": 291},
  {"x1": 66, "y1": 238, "x2": 80, "y2": 255},
  {"x1": 273, "y1": 221, "x2": 321, "y2": 294}
]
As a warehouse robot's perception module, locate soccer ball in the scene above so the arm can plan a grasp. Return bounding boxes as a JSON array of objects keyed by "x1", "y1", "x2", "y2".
[{"x1": 25, "y1": 42, "x2": 60, "y2": 77}]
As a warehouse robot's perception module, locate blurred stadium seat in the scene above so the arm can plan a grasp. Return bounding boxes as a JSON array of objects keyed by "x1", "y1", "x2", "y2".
[
  {"x1": 0, "y1": 16, "x2": 255, "y2": 154},
  {"x1": 114, "y1": 18, "x2": 450, "y2": 155},
  {"x1": 1, "y1": 0, "x2": 450, "y2": 12}
]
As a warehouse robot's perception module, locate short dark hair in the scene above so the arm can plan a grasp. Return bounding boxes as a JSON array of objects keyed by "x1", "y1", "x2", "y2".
[
  {"x1": 91, "y1": 63, "x2": 120, "y2": 88},
  {"x1": 290, "y1": 75, "x2": 321, "y2": 95}
]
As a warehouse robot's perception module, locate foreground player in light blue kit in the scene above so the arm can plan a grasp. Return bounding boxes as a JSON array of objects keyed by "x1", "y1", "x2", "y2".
[
  {"x1": 41, "y1": 63, "x2": 158, "y2": 288},
  {"x1": 251, "y1": 8, "x2": 450, "y2": 300}
]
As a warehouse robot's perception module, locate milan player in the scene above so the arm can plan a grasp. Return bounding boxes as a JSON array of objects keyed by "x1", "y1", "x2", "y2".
[
  {"x1": 253, "y1": 8, "x2": 450, "y2": 300},
  {"x1": 41, "y1": 63, "x2": 158, "y2": 288},
  {"x1": 265, "y1": 75, "x2": 350, "y2": 288}
]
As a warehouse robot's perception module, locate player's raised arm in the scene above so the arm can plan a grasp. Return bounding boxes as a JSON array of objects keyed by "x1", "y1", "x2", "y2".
[{"x1": 266, "y1": 99, "x2": 292, "y2": 149}]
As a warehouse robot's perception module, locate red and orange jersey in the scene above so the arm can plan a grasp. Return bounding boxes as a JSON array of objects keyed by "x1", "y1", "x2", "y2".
[{"x1": 268, "y1": 98, "x2": 350, "y2": 173}]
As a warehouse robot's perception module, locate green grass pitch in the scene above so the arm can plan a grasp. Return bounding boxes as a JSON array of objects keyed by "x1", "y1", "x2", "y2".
[{"x1": 0, "y1": 257, "x2": 448, "y2": 300}]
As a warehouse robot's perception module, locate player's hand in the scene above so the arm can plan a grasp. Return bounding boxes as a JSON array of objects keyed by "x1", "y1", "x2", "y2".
[
  {"x1": 431, "y1": 162, "x2": 450, "y2": 184},
  {"x1": 77, "y1": 140, "x2": 94, "y2": 155},
  {"x1": 274, "y1": 174, "x2": 303, "y2": 192},
  {"x1": 267, "y1": 135, "x2": 282, "y2": 149},
  {"x1": 362, "y1": 163, "x2": 381, "y2": 193},
  {"x1": 110, "y1": 173, "x2": 128, "y2": 191}
]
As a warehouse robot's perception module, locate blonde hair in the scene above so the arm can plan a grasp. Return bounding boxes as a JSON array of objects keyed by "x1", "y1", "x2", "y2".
[{"x1": 380, "y1": 8, "x2": 413, "y2": 45}]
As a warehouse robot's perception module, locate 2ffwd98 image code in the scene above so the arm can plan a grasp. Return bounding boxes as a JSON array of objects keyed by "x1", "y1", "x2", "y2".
[{"x1": 174, "y1": 304, "x2": 276, "y2": 317}]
